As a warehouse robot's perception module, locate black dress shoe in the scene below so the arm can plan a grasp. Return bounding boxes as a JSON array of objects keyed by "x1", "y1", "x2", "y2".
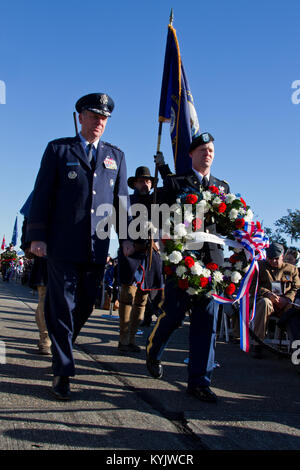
[
  {"x1": 52, "y1": 376, "x2": 71, "y2": 400},
  {"x1": 146, "y1": 356, "x2": 163, "y2": 379},
  {"x1": 187, "y1": 386, "x2": 218, "y2": 403}
]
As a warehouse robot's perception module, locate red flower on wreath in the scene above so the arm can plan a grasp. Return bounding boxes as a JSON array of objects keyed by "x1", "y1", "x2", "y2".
[
  {"x1": 178, "y1": 278, "x2": 189, "y2": 289},
  {"x1": 192, "y1": 218, "x2": 202, "y2": 231},
  {"x1": 185, "y1": 194, "x2": 198, "y2": 204},
  {"x1": 164, "y1": 265, "x2": 173, "y2": 276},
  {"x1": 218, "y1": 202, "x2": 227, "y2": 213},
  {"x1": 256, "y1": 221, "x2": 261, "y2": 230},
  {"x1": 235, "y1": 218, "x2": 245, "y2": 229},
  {"x1": 184, "y1": 256, "x2": 195, "y2": 268},
  {"x1": 225, "y1": 283, "x2": 236, "y2": 296},
  {"x1": 209, "y1": 185, "x2": 219, "y2": 195},
  {"x1": 199, "y1": 277, "x2": 209, "y2": 288},
  {"x1": 206, "y1": 262, "x2": 219, "y2": 271}
]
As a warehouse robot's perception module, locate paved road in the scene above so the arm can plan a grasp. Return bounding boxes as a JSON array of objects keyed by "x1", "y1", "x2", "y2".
[{"x1": 1, "y1": 279, "x2": 300, "y2": 452}]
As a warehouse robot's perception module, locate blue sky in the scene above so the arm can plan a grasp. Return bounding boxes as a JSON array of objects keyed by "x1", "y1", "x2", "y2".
[{"x1": 1, "y1": 0, "x2": 300, "y2": 256}]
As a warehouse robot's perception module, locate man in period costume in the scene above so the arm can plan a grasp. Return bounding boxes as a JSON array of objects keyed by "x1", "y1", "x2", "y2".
[{"x1": 117, "y1": 166, "x2": 164, "y2": 353}]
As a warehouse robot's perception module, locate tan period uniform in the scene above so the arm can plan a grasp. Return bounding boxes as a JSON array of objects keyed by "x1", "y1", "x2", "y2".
[{"x1": 253, "y1": 260, "x2": 300, "y2": 341}]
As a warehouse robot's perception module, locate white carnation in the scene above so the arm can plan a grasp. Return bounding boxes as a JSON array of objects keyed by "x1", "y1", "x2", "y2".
[
  {"x1": 231, "y1": 271, "x2": 242, "y2": 283},
  {"x1": 160, "y1": 252, "x2": 169, "y2": 262},
  {"x1": 202, "y1": 268, "x2": 211, "y2": 278},
  {"x1": 244, "y1": 209, "x2": 254, "y2": 222},
  {"x1": 235, "y1": 261, "x2": 243, "y2": 270},
  {"x1": 169, "y1": 251, "x2": 183, "y2": 264},
  {"x1": 229, "y1": 209, "x2": 239, "y2": 220},
  {"x1": 212, "y1": 196, "x2": 222, "y2": 206},
  {"x1": 190, "y1": 262, "x2": 203, "y2": 276},
  {"x1": 202, "y1": 191, "x2": 212, "y2": 201},
  {"x1": 184, "y1": 212, "x2": 194, "y2": 223},
  {"x1": 197, "y1": 199, "x2": 209, "y2": 213},
  {"x1": 176, "y1": 265, "x2": 187, "y2": 277},
  {"x1": 225, "y1": 193, "x2": 236, "y2": 203},
  {"x1": 213, "y1": 271, "x2": 224, "y2": 282},
  {"x1": 174, "y1": 223, "x2": 187, "y2": 238}
]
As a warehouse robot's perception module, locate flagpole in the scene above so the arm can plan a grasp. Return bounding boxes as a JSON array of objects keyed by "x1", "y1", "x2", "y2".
[{"x1": 149, "y1": 10, "x2": 174, "y2": 268}]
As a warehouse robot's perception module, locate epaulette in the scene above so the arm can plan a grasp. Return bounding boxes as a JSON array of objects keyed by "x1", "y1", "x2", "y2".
[
  {"x1": 102, "y1": 141, "x2": 123, "y2": 152},
  {"x1": 221, "y1": 179, "x2": 229, "y2": 186}
]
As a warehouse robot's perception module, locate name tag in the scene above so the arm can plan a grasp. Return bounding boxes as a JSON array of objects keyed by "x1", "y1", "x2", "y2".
[
  {"x1": 66, "y1": 162, "x2": 80, "y2": 166},
  {"x1": 103, "y1": 157, "x2": 117, "y2": 170}
]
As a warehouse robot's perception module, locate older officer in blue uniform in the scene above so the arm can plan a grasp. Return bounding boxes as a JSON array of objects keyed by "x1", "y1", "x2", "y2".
[
  {"x1": 27, "y1": 93, "x2": 133, "y2": 399},
  {"x1": 146, "y1": 133, "x2": 229, "y2": 403}
]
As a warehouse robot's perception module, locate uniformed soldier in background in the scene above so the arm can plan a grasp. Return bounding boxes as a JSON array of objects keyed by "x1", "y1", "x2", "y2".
[
  {"x1": 27, "y1": 93, "x2": 133, "y2": 400},
  {"x1": 251, "y1": 242, "x2": 300, "y2": 359},
  {"x1": 146, "y1": 132, "x2": 230, "y2": 403}
]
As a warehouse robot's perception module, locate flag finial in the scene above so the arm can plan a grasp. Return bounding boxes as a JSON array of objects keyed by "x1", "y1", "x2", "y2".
[{"x1": 169, "y1": 8, "x2": 174, "y2": 26}]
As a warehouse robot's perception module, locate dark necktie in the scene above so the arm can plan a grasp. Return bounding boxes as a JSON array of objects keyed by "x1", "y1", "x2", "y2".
[
  {"x1": 202, "y1": 176, "x2": 209, "y2": 189},
  {"x1": 87, "y1": 143, "x2": 94, "y2": 163}
]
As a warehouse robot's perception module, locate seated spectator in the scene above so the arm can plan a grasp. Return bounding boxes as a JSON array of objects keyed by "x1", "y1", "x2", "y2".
[{"x1": 251, "y1": 242, "x2": 300, "y2": 358}]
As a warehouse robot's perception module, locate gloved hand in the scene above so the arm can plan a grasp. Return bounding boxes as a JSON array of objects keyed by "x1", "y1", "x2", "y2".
[{"x1": 154, "y1": 151, "x2": 165, "y2": 166}]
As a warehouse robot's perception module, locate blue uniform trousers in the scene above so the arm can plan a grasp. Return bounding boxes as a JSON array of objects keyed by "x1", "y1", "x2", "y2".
[
  {"x1": 45, "y1": 257, "x2": 105, "y2": 376},
  {"x1": 146, "y1": 279, "x2": 219, "y2": 388}
]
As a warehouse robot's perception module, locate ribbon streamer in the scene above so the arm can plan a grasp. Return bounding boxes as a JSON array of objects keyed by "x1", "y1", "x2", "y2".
[{"x1": 212, "y1": 222, "x2": 269, "y2": 352}]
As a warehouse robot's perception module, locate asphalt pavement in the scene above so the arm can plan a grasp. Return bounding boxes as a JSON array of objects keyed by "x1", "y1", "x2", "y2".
[{"x1": 1, "y1": 278, "x2": 300, "y2": 453}]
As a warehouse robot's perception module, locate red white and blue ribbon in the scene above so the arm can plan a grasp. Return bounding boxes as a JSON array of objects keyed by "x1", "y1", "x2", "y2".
[{"x1": 212, "y1": 222, "x2": 269, "y2": 352}]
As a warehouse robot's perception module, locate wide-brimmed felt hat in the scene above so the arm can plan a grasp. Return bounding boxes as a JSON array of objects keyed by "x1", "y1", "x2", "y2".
[{"x1": 127, "y1": 166, "x2": 157, "y2": 189}]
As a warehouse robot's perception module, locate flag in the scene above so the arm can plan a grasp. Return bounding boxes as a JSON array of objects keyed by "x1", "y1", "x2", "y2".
[
  {"x1": 159, "y1": 24, "x2": 200, "y2": 174},
  {"x1": 1, "y1": 235, "x2": 5, "y2": 250},
  {"x1": 11, "y1": 216, "x2": 18, "y2": 246}
]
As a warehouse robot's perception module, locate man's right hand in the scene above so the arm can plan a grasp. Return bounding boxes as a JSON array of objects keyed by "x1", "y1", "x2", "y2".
[
  {"x1": 266, "y1": 291, "x2": 280, "y2": 304},
  {"x1": 30, "y1": 241, "x2": 47, "y2": 257}
]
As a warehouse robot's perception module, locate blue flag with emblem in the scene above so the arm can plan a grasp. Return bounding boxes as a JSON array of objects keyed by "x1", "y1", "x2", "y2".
[
  {"x1": 159, "y1": 24, "x2": 200, "y2": 174},
  {"x1": 11, "y1": 215, "x2": 18, "y2": 246}
]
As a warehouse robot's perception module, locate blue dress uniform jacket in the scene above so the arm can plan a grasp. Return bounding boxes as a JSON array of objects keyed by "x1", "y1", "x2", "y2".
[
  {"x1": 147, "y1": 169, "x2": 230, "y2": 389},
  {"x1": 27, "y1": 135, "x2": 129, "y2": 264}
]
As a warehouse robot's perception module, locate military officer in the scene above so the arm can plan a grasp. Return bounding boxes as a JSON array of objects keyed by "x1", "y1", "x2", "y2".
[
  {"x1": 27, "y1": 93, "x2": 133, "y2": 399},
  {"x1": 251, "y1": 242, "x2": 300, "y2": 359},
  {"x1": 117, "y1": 166, "x2": 164, "y2": 353},
  {"x1": 146, "y1": 132, "x2": 229, "y2": 403}
]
